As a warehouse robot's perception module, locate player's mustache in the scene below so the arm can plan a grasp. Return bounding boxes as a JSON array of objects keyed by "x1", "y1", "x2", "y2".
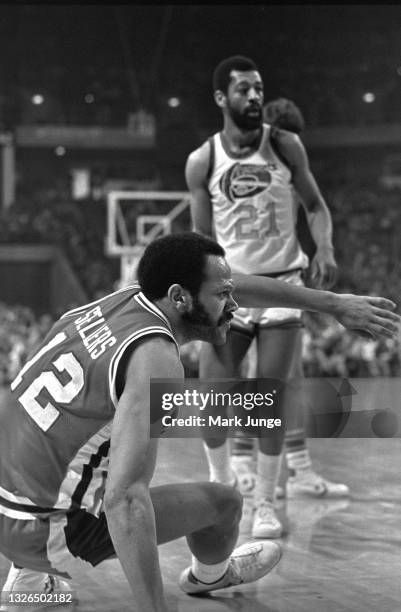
[{"x1": 218, "y1": 312, "x2": 234, "y2": 325}]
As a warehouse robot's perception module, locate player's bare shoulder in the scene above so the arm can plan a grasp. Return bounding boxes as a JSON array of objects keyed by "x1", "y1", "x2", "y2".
[
  {"x1": 270, "y1": 125, "x2": 305, "y2": 167},
  {"x1": 123, "y1": 334, "x2": 184, "y2": 388},
  {"x1": 270, "y1": 125, "x2": 301, "y2": 150},
  {"x1": 185, "y1": 140, "x2": 211, "y2": 187}
]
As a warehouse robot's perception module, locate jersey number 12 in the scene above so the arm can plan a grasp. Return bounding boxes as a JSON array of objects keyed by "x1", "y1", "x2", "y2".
[{"x1": 11, "y1": 332, "x2": 84, "y2": 432}]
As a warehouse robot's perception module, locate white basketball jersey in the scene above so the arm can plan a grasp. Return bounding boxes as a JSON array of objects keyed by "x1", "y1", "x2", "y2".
[{"x1": 207, "y1": 124, "x2": 308, "y2": 275}]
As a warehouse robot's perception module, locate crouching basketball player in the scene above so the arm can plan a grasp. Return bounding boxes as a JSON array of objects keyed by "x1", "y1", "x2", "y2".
[{"x1": 0, "y1": 233, "x2": 399, "y2": 611}]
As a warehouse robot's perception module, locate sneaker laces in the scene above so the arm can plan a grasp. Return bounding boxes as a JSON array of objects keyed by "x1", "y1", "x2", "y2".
[
  {"x1": 295, "y1": 469, "x2": 326, "y2": 485},
  {"x1": 229, "y1": 542, "x2": 265, "y2": 583},
  {"x1": 44, "y1": 575, "x2": 58, "y2": 594},
  {"x1": 254, "y1": 500, "x2": 275, "y2": 517}
]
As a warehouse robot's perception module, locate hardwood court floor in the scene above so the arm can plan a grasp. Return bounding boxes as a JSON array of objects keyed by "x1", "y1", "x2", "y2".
[{"x1": 1, "y1": 379, "x2": 401, "y2": 611}]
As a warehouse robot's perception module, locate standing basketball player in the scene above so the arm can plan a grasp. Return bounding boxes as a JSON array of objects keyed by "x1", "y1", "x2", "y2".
[
  {"x1": 1, "y1": 233, "x2": 398, "y2": 611},
  {"x1": 186, "y1": 56, "x2": 347, "y2": 539}
]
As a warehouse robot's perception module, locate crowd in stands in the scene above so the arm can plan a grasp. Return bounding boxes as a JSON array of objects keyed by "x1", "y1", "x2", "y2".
[
  {"x1": 0, "y1": 179, "x2": 400, "y2": 384},
  {"x1": 0, "y1": 302, "x2": 53, "y2": 386},
  {"x1": 0, "y1": 194, "x2": 118, "y2": 300},
  {"x1": 326, "y1": 184, "x2": 401, "y2": 306},
  {"x1": 300, "y1": 313, "x2": 400, "y2": 378}
]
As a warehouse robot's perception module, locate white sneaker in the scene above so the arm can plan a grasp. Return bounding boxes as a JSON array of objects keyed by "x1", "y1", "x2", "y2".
[
  {"x1": 286, "y1": 471, "x2": 350, "y2": 499},
  {"x1": 179, "y1": 540, "x2": 281, "y2": 594},
  {"x1": 252, "y1": 500, "x2": 283, "y2": 539},
  {"x1": 0, "y1": 564, "x2": 77, "y2": 611},
  {"x1": 231, "y1": 458, "x2": 256, "y2": 497}
]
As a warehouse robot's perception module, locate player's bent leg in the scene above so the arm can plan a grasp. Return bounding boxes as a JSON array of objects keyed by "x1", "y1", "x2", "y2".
[
  {"x1": 179, "y1": 539, "x2": 282, "y2": 595},
  {"x1": 0, "y1": 484, "x2": 281, "y2": 604},
  {"x1": 152, "y1": 482, "x2": 243, "y2": 552},
  {"x1": 151, "y1": 482, "x2": 281, "y2": 595},
  {"x1": 0, "y1": 483, "x2": 244, "y2": 607}
]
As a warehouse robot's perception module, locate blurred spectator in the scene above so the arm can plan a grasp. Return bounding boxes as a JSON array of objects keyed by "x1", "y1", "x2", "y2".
[
  {"x1": 0, "y1": 303, "x2": 54, "y2": 385},
  {"x1": 0, "y1": 196, "x2": 118, "y2": 299},
  {"x1": 301, "y1": 313, "x2": 400, "y2": 378}
]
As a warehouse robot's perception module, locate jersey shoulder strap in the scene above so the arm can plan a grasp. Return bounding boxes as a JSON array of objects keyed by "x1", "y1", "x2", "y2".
[
  {"x1": 206, "y1": 136, "x2": 216, "y2": 182},
  {"x1": 268, "y1": 125, "x2": 293, "y2": 173}
]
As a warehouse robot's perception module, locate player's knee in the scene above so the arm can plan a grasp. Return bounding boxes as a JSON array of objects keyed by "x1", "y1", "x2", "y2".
[{"x1": 208, "y1": 483, "x2": 243, "y2": 528}]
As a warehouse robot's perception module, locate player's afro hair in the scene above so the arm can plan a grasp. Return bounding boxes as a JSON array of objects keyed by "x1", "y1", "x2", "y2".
[{"x1": 263, "y1": 98, "x2": 305, "y2": 134}]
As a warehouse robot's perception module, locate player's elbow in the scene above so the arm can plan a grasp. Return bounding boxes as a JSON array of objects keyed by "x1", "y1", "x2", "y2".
[
  {"x1": 104, "y1": 480, "x2": 148, "y2": 514},
  {"x1": 104, "y1": 483, "x2": 153, "y2": 542}
]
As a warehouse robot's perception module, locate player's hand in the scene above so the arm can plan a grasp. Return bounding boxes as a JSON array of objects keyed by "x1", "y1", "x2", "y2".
[
  {"x1": 333, "y1": 294, "x2": 400, "y2": 339},
  {"x1": 309, "y1": 247, "x2": 338, "y2": 289}
]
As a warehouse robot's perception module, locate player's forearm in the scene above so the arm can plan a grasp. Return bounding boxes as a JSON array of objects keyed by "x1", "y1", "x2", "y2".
[
  {"x1": 105, "y1": 488, "x2": 166, "y2": 612},
  {"x1": 306, "y1": 205, "x2": 334, "y2": 251},
  {"x1": 233, "y1": 273, "x2": 339, "y2": 314}
]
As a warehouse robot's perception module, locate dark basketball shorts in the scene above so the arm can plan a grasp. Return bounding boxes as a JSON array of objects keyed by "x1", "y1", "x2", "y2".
[{"x1": 0, "y1": 507, "x2": 115, "y2": 578}]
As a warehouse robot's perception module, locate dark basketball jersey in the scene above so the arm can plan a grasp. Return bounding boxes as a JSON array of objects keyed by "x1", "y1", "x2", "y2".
[{"x1": 0, "y1": 285, "x2": 178, "y2": 521}]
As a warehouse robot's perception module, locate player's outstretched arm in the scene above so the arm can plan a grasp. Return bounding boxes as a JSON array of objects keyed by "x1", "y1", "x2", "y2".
[
  {"x1": 105, "y1": 336, "x2": 183, "y2": 612},
  {"x1": 232, "y1": 273, "x2": 400, "y2": 339}
]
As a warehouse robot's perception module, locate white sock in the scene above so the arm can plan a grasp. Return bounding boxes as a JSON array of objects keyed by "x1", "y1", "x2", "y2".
[
  {"x1": 203, "y1": 441, "x2": 235, "y2": 485},
  {"x1": 254, "y1": 451, "x2": 282, "y2": 504},
  {"x1": 286, "y1": 449, "x2": 312, "y2": 477},
  {"x1": 191, "y1": 555, "x2": 230, "y2": 584}
]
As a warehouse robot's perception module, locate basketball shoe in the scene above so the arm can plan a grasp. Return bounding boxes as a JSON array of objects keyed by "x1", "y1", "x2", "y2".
[
  {"x1": 179, "y1": 540, "x2": 281, "y2": 595},
  {"x1": 0, "y1": 564, "x2": 77, "y2": 611},
  {"x1": 252, "y1": 500, "x2": 283, "y2": 539},
  {"x1": 285, "y1": 471, "x2": 350, "y2": 499},
  {"x1": 230, "y1": 459, "x2": 349, "y2": 501}
]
